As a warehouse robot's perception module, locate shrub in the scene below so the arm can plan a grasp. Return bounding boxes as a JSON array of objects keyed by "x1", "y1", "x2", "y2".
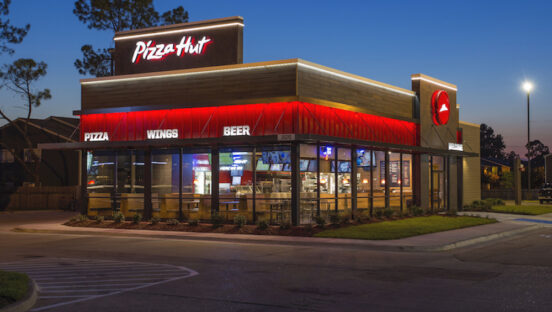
[
  {"x1": 339, "y1": 212, "x2": 351, "y2": 224},
  {"x1": 470, "y1": 200, "x2": 491, "y2": 211},
  {"x1": 353, "y1": 210, "x2": 370, "y2": 223},
  {"x1": 257, "y1": 220, "x2": 269, "y2": 231},
  {"x1": 95, "y1": 216, "x2": 104, "y2": 224},
  {"x1": 167, "y1": 218, "x2": 180, "y2": 226},
  {"x1": 113, "y1": 212, "x2": 125, "y2": 223},
  {"x1": 375, "y1": 209, "x2": 384, "y2": 218},
  {"x1": 303, "y1": 223, "x2": 313, "y2": 232},
  {"x1": 78, "y1": 214, "x2": 88, "y2": 222},
  {"x1": 211, "y1": 214, "x2": 225, "y2": 229},
  {"x1": 484, "y1": 198, "x2": 505, "y2": 206},
  {"x1": 314, "y1": 215, "x2": 326, "y2": 228},
  {"x1": 446, "y1": 208, "x2": 458, "y2": 216},
  {"x1": 279, "y1": 220, "x2": 291, "y2": 230},
  {"x1": 132, "y1": 213, "x2": 142, "y2": 224},
  {"x1": 329, "y1": 213, "x2": 340, "y2": 225},
  {"x1": 188, "y1": 219, "x2": 199, "y2": 226},
  {"x1": 233, "y1": 215, "x2": 247, "y2": 228},
  {"x1": 411, "y1": 206, "x2": 425, "y2": 216},
  {"x1": 383, "y1": 209, "x2": 394, "y2": 218},
  {"x1": 150, "y1": 217, "x2": 160, "y2": 225}
]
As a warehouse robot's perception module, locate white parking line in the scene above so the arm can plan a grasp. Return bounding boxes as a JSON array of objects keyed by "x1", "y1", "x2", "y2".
[{"x1": 0, "y1": 258, "x2": 198, "y2": 311}]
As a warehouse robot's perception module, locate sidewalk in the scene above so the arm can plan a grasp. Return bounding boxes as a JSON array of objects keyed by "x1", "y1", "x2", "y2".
[{"x1": 12, "y1": 218, "x2": 544, "y2": 252}]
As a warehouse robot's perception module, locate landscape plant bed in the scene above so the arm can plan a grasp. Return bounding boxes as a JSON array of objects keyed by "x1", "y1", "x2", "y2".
[
  {"x1": 490, "y1": 205, "x2": 552, "y2": 215},
  {"x1": 0, "y1": 270, "x2": 29, "y2": 308},
  {"x1": 64, "y1": 214, "x2": 493, "y2": 239},
  {"x1": 64, "y1": 213, "x2": 424, "y2": 237},
  {"x1": 314, "y1": 215, "x2": 497, "y2": 240}
]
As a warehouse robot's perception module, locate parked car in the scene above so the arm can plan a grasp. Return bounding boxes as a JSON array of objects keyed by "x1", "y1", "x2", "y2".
[{"x1": 538, "y1": 183, "x2": 552, "y2": 204}]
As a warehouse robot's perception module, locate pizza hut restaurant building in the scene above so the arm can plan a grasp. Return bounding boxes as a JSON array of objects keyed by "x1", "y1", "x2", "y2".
[{"x1": 40, "y1": 16, "x2": 481, "y2": 225}]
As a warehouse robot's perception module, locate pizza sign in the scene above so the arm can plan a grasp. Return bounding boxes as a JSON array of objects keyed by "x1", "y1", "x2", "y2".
[{"x1": 431, "y1": 90, "x2": 450, "y2": 125}]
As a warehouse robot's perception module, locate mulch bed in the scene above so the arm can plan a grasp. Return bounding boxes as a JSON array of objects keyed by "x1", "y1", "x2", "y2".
[{"x1": 64, "y1": 214, "x2": 426, "y2": 237}]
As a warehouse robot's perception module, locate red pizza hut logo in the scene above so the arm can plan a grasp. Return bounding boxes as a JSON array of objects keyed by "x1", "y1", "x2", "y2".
[
  {"x1": 131, "y1": 36, "x2": 212, "y2": 64},
  {"x1": 431, "y1": 90, "x2": 450, "y2": 125}
]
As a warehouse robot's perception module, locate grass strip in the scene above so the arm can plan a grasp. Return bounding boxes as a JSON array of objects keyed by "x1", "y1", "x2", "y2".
[
  {"x1": 490, "y1": 205, "x2": 552, "y2": 215},
  {"x1": 0, "y1": 270, "x2": 29, "y2": 308},
  {"x1": 315, "y1": 215, "x2": 496, "y2": 240}
]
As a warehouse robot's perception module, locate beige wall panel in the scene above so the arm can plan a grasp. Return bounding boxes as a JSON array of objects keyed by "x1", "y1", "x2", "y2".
[{"x1": 461, "y1": 122, "x2": 481, "y2": 203}]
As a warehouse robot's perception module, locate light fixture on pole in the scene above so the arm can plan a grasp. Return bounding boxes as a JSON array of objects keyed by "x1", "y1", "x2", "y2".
[{"x1": 522, "y1": 81, "x2": 533, "y2": 191}]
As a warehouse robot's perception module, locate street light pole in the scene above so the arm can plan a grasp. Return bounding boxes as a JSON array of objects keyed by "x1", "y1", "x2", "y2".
[
  {"x1": 522, "y1": 81, "x2": 533, "y2": 193},
  {"x1": 527, "y1": 91, "x2": 531, "y2": 191}
]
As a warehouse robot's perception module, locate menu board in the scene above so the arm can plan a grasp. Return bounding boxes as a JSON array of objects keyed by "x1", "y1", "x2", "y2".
[{"x1": 380, "y1": 160, "x2": 410, "y2": 187}]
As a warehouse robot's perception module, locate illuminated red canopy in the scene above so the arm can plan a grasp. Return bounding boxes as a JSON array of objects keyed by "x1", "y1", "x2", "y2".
[{"x1": 80, "y1": 101, "x2": 419, "y2": 146}]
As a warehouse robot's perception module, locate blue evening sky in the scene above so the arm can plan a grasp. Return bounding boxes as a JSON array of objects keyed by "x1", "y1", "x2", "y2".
[{"x1": 0, "y1": 0, "x2": 550, "y2": 156}]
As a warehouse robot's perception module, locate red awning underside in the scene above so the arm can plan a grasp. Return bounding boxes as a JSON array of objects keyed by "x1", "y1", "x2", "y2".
[{"x1": 80, "y1": 101, "x2": 419, "y2": 146}]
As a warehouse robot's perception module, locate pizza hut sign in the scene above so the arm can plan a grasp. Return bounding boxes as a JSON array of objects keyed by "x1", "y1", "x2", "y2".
[
  {"x1": 431, "y1": 90, "x2": 450, "y2": 126},
  {"x1": 132, "y1": 35, "x2": 213, "y2": 64}
]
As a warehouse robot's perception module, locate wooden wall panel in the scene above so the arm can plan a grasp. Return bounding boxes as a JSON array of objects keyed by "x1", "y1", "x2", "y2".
[
  {"x1": 82, "y1": 60, "x2": 416, "y2": 124},
  {"x1": 297, "y1": 66, "x2": 414, "y2": 120},
  {"x1": 412, "y1": 77, "x2": 459, "y2": 150},
  {"x1": 82, "y1": 65, "x2": 298, "y2": 110}
]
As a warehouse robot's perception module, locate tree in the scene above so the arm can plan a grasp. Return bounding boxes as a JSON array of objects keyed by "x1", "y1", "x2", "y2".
[
  {"x1": 0, "y1": 59, "x2": 51, "y2": 185},
  {"x1": 526, "y1": 140, "x2": 550, "y2": 166},
  {"x1": 0, "y1": 0, "x2": 29, "y2": 54},
  {"x1": 73, "y1": 0, "x2": 189, "y2": 77},
  {"x1": 480, "y1": 123, "x2": 506, "y2": 160},
  {"x1": 505, "y1": 150, "x2": 519, "y2": 165},
  {"x1": 524, "y1": 140, "x2": 550, "y2": 188}
]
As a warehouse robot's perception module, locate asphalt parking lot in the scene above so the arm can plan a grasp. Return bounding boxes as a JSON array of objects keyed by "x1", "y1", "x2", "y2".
[
  {"x1": 1, "y1": 211, "x2": 552, "y2": 311},
  {"x1": 0, "y1": 257, "x2": 197, "y2": 311}
]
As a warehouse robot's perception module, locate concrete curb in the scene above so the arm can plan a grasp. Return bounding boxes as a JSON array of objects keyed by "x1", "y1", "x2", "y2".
[
  {"x1": 0, "y1": 279, "x2": 38, "y2": 312},
  {"x1": 12, "y1": 222, "x2": 544, "y2": 252},
  {"x1": 402, "y1": 224, "x2": 543, "y2": 252}
]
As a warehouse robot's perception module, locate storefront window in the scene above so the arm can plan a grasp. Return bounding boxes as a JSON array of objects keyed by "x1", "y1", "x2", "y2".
[
  {"x1": 183, "y1": 151, "x2": 211, "y2": 220},
  {"x1": 374, "y1": 151, "x2": 386, "y2": 212},
  {"x1": 431, "y1": 156, "x2": 446, "y2": 212},
  {"x1": 86, "y1": 150, "x2": 144, "y2": 217},
  {"x1": 402, "y1": 153, "x2": 414, "y2": 210},
  {"x1": 355, "y1": 148, "x2": 374, "y2": 214},
  {"x1": 255, "y1": 147, "x2": 291, "y2": 224},
  {"x1": 336, "y1": 147, "x2": 351, "y2": 217},
  {"x1": 219, "y1": 149, "x2": 253, "y2": 222},
  {"x1": 117, "y1": 151, "x2": 145, "y2": 217},
  {"x1": 152, "y1": 150, "x2": 179, "y2": 219},
  {"x1": 319, "y1": 145, "x2": 335, "y2": 218},
  {"x1": 388, "y1": 152, "x2": 402, "y2": 212},
  {"x1": 299, "y1": 144, "x2": 317, "y2": 224}
]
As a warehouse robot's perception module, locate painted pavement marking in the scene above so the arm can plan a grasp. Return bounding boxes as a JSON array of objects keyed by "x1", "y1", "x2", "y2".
[
  {"x1": 0, "y1": 258, "x2": 198, "y2": 311},
  {"x1": 514, "y1": 218, "x2": 552, "y2": 225}
]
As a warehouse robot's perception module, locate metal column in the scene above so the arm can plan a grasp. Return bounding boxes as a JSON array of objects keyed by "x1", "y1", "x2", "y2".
[
  {"x1": 430, "y1": 156, "x2": 434, "y2": 213},
  {"x1": 400, "y1": 153, "x2": 403, "y2": 214},
  {"x1": 384, "y1": 151, "x2": 390, "y2": 209},
  {"x1": 211, "y1": 147, "x2": 219, "y2": 217},
  {"x1": 351, "y1": 147, "x2": 357, "y2": 219},
  {"x1": 316, "y1": 142, "x2": 321, "y2": 216},
  {"x1": 252, "y1": 147, "x2": 257, "y2": 223},
  {"x1": 80, "y1": 149, "x2": 88, "y2": 215},
  {"x1": 178, "y1": 149, "x2": 183, "y2": 221},
  {"x1": 334, "y1": 147, "x2": 339, "y2": 213},
  {"x1": 144, "y1": 149, "x2": 152, "y2": 220},
  {"x1": 369, "y1": 151, "x2": 374, "y2": 217},
  {"x1": 291, "y1": 142, "x2": 300, "y2": 226}
]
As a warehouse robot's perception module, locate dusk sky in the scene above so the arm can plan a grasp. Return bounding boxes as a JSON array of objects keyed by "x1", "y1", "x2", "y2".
[{"x1": 0, "y1": 0, "x2": 550, "y2": 156}]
